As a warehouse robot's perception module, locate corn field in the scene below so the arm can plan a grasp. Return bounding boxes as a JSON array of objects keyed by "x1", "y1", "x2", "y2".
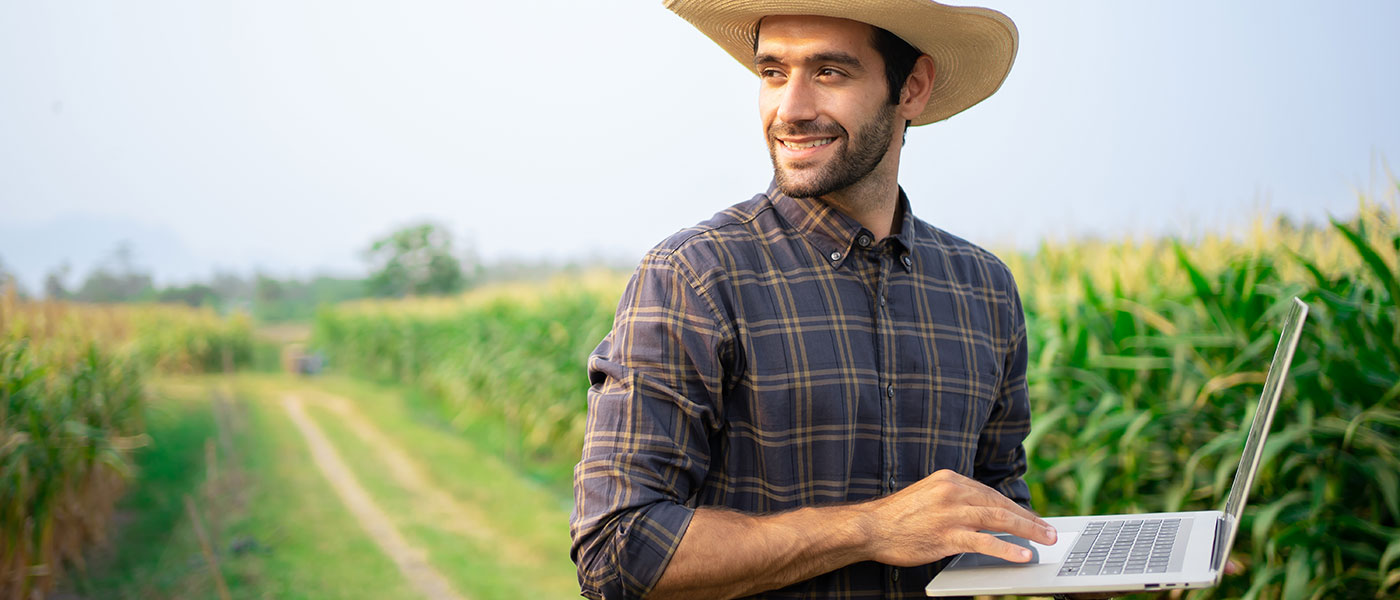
[
  {"x1": 0, "y1": 294, "x2": 253, "y2": 598},
  {"x1": 1010, "y1": 201, "x2": 1400, "y2": 599}
]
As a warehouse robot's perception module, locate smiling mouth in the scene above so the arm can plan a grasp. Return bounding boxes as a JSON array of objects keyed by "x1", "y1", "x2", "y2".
[{"x1": 780, "y1": 137, "x2": 836, "y2": 150}]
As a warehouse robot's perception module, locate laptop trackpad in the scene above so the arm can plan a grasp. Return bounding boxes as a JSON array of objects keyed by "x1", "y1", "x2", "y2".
[{"x1": 954, "y1": 532, "x2": 1079, "y2": 568}]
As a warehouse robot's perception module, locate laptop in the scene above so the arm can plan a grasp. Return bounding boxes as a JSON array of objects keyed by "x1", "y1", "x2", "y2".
[{"x1": 926, "y1": 297, "x2": 1308, "y2": 597}]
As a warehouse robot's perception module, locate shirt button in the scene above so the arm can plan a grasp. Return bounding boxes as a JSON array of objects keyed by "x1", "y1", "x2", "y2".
[
  {"x1": 879, "y1": 295, "x2": 886, "y2": 307},
  {"x1": 857, "y1": 234, "x2": 872, "y2": 247},
  {"x1": 891, "y1": 567, "x2": 900, "y2": 582},
  {"x1": 829, "y1": 250, "x2": 842, "y2": 261},
  {"x1": 901, "y1": 255, "x2": 912, "y2": 267},
  {"x1": 888, "y1": 475, "x2": 897, "y2": 489},
  {"x1": 886, "y1": 384, "x2": 894, "y2": 398}
]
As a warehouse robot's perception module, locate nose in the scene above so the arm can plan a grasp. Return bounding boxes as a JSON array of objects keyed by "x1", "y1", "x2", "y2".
[{"x1": 774, "y1": 76, "x2": 818, "y2": 125}]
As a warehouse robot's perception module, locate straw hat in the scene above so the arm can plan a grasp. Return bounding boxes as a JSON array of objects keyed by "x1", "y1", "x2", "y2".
[{"x1": 663, "y1": 0, "x2": 1018, "y2": 125}]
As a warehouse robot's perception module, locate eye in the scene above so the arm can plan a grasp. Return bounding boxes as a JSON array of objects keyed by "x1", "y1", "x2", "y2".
[
  {"x1": 817, "y1": 67, "x2": 844, "y2": 78},
  {"x1": 758, "y1": 68, "x2": 786, "y2": 80}
]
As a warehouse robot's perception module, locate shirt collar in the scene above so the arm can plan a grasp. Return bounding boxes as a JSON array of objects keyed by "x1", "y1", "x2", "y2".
[{"x1": 767, "y1": 181, "x2": 916, "y2": 270}]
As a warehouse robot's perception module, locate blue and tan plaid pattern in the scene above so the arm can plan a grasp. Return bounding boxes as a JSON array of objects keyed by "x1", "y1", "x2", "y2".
[{"x1": 571, "y1": 184, "x2": 1032, "y2": 599}]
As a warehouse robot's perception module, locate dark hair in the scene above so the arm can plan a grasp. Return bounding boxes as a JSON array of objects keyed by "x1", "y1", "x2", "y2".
[{"x1": 869, "y1": 26, "x2": 923, "y2": 106}]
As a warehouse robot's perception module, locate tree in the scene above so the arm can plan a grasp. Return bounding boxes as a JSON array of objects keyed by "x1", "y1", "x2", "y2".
[
  {"x1": 43, "y1": 262, "x2": 72, "y2": 300},
  {"x1": 0, "y1": 255, "x2": 27, "y2": 299},
  {"x1": 255, "y1": 273, "x2": 285, "y2": 305},
  {"x1": 156, "y1": 283, "x2": 218, "y2": 307},
  {"x1": 73, "y1": 242, "x2": 154, "y2": 303},
  {"x1": 363, "y1": 223, "x2": 467, "y2": 297}
]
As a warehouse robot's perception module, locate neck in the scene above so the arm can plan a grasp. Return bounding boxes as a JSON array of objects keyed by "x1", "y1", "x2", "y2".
[{"x1": 821, "y1": 141, "x2": 903, "y2": 240}]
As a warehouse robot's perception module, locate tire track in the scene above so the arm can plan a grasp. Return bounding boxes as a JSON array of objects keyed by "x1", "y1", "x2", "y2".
[
  {"x1": 282, "y1": 394, "x2": 467, "y2": 600},
  {"x1": 312, "y1": 392, "x2": 543, "y2": 568}
]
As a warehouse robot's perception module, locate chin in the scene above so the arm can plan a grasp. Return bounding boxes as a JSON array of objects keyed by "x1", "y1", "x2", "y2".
[{"x1": 773, "y1": 174, "x2": 831, "y2": 199}]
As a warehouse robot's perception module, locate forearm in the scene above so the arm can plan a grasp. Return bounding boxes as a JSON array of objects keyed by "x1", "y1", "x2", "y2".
[{"x1": 648, "y1": 504, "x2": 873, "y2": 599}]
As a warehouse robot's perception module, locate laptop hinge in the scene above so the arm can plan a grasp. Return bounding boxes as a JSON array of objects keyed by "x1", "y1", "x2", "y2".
[{"x1": 1209, "y1": 515, "x2": 1229, "y2": 571}]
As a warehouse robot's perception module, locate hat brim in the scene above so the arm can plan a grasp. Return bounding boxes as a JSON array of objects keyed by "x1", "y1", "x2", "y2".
[{"x1": 664, "y1": 0, "x2": 1018, "y2": 126}]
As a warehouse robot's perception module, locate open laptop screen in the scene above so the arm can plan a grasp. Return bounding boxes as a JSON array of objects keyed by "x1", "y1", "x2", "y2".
[{"x1": 1215, "y1": 297, "x2": 1308, "y2": 569}]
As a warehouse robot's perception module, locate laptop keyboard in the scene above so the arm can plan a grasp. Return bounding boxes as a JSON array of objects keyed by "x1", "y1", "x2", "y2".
[{"x1": 1058, "y1": 518, "x2": 1182, "y2": 576}]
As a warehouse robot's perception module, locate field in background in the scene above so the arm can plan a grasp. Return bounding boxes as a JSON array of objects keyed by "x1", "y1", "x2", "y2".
[{"x1": 313, "y1": 192, "x2": 1400, "y2": 599}]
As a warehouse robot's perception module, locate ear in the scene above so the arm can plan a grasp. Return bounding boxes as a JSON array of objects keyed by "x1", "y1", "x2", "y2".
[{"x1": 897, "y1": 54, "x2": 936, "y2": 122}]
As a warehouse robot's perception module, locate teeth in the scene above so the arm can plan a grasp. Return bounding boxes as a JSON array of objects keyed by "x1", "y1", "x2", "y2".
[{"x1": 782, "y1": 138, "x2": 834, "y2": 150}]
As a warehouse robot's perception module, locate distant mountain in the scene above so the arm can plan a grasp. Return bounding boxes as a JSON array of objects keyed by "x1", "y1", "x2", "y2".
[{"x1": 0, "y1": 215, "x2": 212, "y2": 293}]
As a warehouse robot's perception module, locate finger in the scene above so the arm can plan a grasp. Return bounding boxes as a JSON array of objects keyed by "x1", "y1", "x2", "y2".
[
  {"x1": 1225, "y1": 558, "x2": 1244, "y2": 575},
  {"x1": 986, "y1": 495, "x2": 1052, "y2": 532},
  {"x1": 947, "y1": 477, "x2": 1052, "y2": 530},
  {"x1": 963, "y1": 530, "x2": 1037, "y2": 563},
  {"x1": 965, "y1": 506, "x2": 1057, "y2": 546},
  {"x1": 921, "y1": 471, "x2": 1056, "y2": 539}
]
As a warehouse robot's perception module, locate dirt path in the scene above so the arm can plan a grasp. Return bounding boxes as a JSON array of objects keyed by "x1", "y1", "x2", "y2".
[
  {"x1": 313, "y1": 392, "x2": 543, "y2": 567},
  {"x1": 282, "y1": 394, "x2": 468, "y2": 600}
]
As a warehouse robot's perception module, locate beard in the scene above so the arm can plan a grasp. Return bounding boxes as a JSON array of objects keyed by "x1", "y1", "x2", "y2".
[{"x1": 768, "y1": 101, "x2": 897, "y2": 199}]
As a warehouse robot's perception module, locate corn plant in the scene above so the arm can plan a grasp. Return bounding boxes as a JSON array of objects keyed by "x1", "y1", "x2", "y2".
[{"x1": 0, "y1": 293, "x2": 252, "y2": 597}]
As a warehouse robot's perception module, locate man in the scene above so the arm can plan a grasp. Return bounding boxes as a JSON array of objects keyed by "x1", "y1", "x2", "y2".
[{"x1": 572, "y1": 2, "x2": 1056, "y2": 598}]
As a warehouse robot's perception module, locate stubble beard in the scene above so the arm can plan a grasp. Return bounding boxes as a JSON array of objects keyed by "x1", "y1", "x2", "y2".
[{"x1": 768, "y1": 101, "x2": 897, "y2": 200}]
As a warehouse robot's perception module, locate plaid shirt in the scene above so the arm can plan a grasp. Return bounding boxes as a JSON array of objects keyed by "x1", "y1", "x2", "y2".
[{"x1": 571, "y1": 184, "x2": 1031, "y2": 599}]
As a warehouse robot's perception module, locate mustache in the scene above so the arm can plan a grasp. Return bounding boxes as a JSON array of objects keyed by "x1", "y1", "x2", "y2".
[{"x1": 769, "y1": 120, "x2": 846, "y2": 139}]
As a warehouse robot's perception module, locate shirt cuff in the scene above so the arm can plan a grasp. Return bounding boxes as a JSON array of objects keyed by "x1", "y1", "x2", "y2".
[{"x1": 611, "y1": 501, "x2": 696, "y2": 598}]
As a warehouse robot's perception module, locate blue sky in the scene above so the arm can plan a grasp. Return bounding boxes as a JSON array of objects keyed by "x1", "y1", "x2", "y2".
[{"x1": 1, "y1": 0, "x2": 1397, "y2": 291}]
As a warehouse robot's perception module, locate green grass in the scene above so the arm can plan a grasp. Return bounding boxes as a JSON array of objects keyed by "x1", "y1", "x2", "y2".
[
  {"x1": 56, "y1": 375, "x2": 420, "y2": 599},
  {"x1": 52, "y1": 377, "x2": 218, "y2": 598},
  {"x1": 224, "y1": 376, "x2": 418, "y2": 600},
  {"x1": 242, "y1": 373, "x2": 578, "y2": 599},
  {"x1": 396, "y1": 381, "x2": 578, "y2": 496}
]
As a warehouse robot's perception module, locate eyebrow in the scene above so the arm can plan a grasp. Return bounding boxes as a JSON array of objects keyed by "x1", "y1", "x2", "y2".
[{"x1": 753, "y1": 50, "x2": 866, "y2": 71}]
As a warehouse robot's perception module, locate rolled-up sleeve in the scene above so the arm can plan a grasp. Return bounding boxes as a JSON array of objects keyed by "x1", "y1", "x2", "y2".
[
  {"x1": 571, "y1": 248, "x2": 732, "y2": 599},
  {"x1": 973, "y1": 278, "x2": 1032, "y2": 509}
]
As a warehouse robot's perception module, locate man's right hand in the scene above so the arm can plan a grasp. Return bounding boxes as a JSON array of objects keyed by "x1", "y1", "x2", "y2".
[
  {"x1": 865, "y1": 469, "x2": 1057, "y2": 566},
  {"x1": 650, "y1": 469, "x2": 1054, "y2": 599}
]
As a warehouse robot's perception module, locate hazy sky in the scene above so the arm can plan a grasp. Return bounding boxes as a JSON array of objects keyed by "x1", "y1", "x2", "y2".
[{"x1": 2, "y1": 0, "x2": 1398, "y2": 291}]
